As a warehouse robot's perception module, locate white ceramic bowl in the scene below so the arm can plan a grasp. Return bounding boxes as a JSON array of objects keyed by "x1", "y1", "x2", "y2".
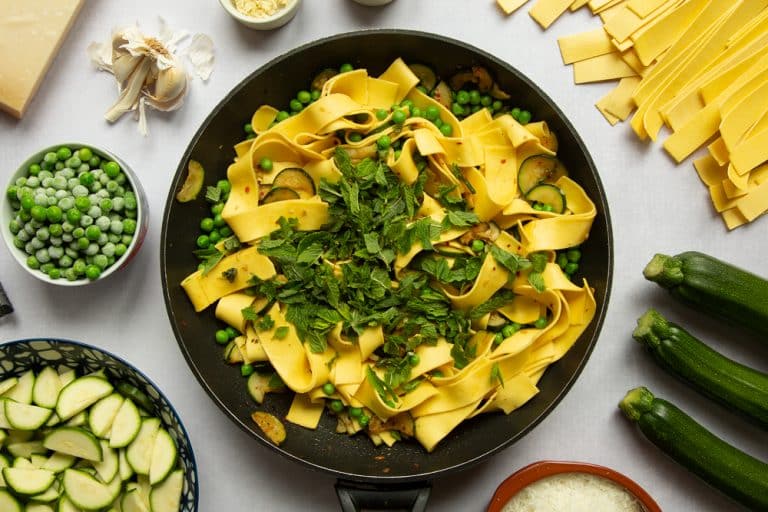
[
  {"x1": 1, "y1": 143, "x2": 148, "y2": 287},
  {"x1": 351, "y1": 0, "x2": 394, "y2": 5},
  {"x1": 218, "y1": 0, "x2": 301, "y2": 30}
]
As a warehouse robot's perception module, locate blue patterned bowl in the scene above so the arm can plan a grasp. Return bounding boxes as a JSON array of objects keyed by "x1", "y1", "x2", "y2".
[{"x1": 0, "y1": 338, "x2": 198, "y2": 511}]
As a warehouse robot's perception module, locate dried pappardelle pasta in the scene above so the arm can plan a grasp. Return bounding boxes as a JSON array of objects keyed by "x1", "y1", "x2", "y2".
[{"x1": 181, "y1": 58, "x2": 597, "y2": 451}]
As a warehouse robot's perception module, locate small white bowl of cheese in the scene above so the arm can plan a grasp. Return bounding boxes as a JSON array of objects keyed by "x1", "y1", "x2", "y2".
[{"x1": 219, "y1": 0, "x2": 302, "y2": 30}]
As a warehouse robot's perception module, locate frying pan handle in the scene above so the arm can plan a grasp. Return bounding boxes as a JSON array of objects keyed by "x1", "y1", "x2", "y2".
[{"x1": 335, "y1": 480, "x2": 431, "y2": 511}]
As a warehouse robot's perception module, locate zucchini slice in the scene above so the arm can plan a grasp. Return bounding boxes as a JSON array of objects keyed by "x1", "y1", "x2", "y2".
[
  {"x1": 42, "y1": 452, "x2": 77, "y2": 473},
  {"x1": 93, "y1": 440, "x2": 119, "y2": 483},
  {"x1": 517, "y1": 154, "x2": 568, "y2": 194},
  {"x1": 0, "y1": 453, "x2": 9, "y2": 486},
  {"x1": 62, "y1": 469, "x2": 119, "y2": 510},
  {"x1": 121, "y1": 487, "x2": 150, "y2": 512},
  {"x1": 55, "y1": 376, "x2": 114, "y2": 421},
  {"x1": 148, "y1": 469, "x2": 183, "y2": 512},
  {"x1": 175, "y1": 159, "x2": 205, "y2": 203},
  {"x1": 525, "y1": 183, "x2": 566, "y2": 214},
  {"x1": 2, "y1": 467, "x2": 55, "y2": 495},
  {"x1": 2, "y1": 370, "x2": 35, "y2": 404},
  {"x1": 271, "y1": 167, "x2": 316, "y2": 197},
  {"x1": 408, "y1": 63, "x2": 438, "y2": 92},
  {"x1": 44, "y1": 427, "x2": 102, "y2": 462},
  {"x1": 109, "y1": 398, "x2": 142, "y2": 449},
  {"x1": 27, "y1": 504, "x2": 55, "y2": 512},
  {"x1": 32, "y1": 366, "x2": 62, "y2": 409},
  {"x1": 126, "y1": 418, "x2": 160, "y2": 475},
  {"x1": 311, "y1": 67, "x2": 338, "y2": 91},
  {"x1": 89, "y1": 393, "x2": 125, "y2": 438},
  {"x1": 57, "y1": 496, "x2": 84, "y2": 512},
  {"x1": 261, "y1": 187, "x2": 300, "y2": 204},
  {"x1": 148, "y1": 428, "x2": 177, "y2": 485},
  {"x1": 4, "y1": 400, "x2": 53, "y2": 430},
  {"x1": 0, "y1": 489, "x2": 21, "y2": 512},
  {"x1": 432, "y1": 81, "x2": 453, "y2": 109},
  {"x1": 6, "y1": 440, "x2": 46, "y2": 458},
  {"x1": 29, "y1": 479, "x2": 62, "y2": 502},
  {"x1": 58, "y1": 370, "x2": 77, "y2": 388},
  {"x1": 118, "y1": 448, "x2": 135, "y2": 481},
  {"x1": 0, "y1": 377, "x2": 18, "y2": 396}
]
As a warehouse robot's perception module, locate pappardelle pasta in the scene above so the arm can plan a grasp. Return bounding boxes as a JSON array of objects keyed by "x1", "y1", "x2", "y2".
[{"x1": 181, "y1": 59, "x2": 597, "y2": 452}]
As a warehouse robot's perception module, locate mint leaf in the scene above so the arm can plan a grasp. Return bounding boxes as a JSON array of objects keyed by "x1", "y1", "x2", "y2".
[
  {"x1": 530, "y1": 252, "x2": 548, "y2": 273},
  {"x1": 256, "y1": 314, "x2": 274, "y2": 331},
  {"x1": 528, "y1": 271, "x2": 546, "y2": 293},
  {"x1": 490, "y1": 246, "x2": 530, "y2": 274},
  {"x1": 444, "y1": 210, "x2": 479, "y2": 229},
  {"x1": 205, "y1": 186, "x2": 221, "y2": 203},
  {"x1": 469, "y1": 290, "x2": 515, "y2": 319},
  {"x1": 221, "y1": 267, "x2": 237, "y2": 283},
  {"x1": 364, "y1": 233, "x2": 380, "y2": 255},
  {"x1": 491, "y1": 362, "x2": 504, "y2": 388},
  {"x1": 241, "y1": 306, "x2": 259, "y2": 322}
]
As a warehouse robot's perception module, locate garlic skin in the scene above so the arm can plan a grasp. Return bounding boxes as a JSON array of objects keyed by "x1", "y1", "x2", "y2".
[{"x1": 88, "y1": 19, "x2": 214, "y2": 135}]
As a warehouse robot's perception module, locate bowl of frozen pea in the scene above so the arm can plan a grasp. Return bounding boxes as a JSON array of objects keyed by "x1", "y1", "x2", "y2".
[{"x1": 1, "y1": 143, "x2": 148, "y2": 286}]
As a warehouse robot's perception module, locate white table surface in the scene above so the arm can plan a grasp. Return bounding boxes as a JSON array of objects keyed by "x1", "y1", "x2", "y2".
[{"x1": 2, "y1": 1, "x2": 767, "y2": 510}]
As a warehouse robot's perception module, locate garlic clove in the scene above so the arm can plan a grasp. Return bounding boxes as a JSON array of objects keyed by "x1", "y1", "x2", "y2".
[
  {"x1": 104, "y1": 58, "x2": 152, "y2": 123},
  {"x1": 112, "y1": 53, "x2": 145, "y2": 87},
  {"x1": 149, "y1": 63, "x2": 187, "y2": 104}
]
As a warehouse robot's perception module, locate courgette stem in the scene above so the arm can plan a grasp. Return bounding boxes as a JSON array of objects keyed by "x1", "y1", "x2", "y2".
[
  {"x1": 618, "y1": 386, "x2": 654, "y2": 421},
  {"x1": 642, "y1": 253, "x2": 684, "y2": 288}
]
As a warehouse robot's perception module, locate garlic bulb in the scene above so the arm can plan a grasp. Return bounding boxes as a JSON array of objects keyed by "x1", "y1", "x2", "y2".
[{"x1": 88, "y1": 19, "x2": 214, "y2": 135}]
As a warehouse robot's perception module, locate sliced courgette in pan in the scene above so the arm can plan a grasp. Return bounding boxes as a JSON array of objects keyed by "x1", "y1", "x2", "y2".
[
  {"x1": 149, "y1": 469, "x2": 183, "y2": 512},
  {"x1": 271, "y1": 167, "x2": 316, "y2": 198},
  {"x1": 126, "y1": 418, "x2": 160, "y2": 475},
  {"x1": 2, "y1": 466, "x2": 55, "y2": 495},
  {"x1": 525, "y1": 183, "x2": 566, "y2": 213},
  {"x1": 62, "y1": 469, "x2": 120, "y2": 510},
  {"x1": 32, "y1": 366, "x2": 62, "y2": 409},
  {"x1": 4, "y1": 400, "x2": 53, "y2": 430},
  {"x1": 175, "y1": 159, "x2": 205, "y2": 203},
  {"x1": 311, "y1": 67, "x2": 338, "y2": 91},
  {"x1": 517, "y1": 154, "x2": 568, "y2": 195},
  {"x1": 44, "y1": 427, "x2": 102, "y2": 462},
  {"x1": 149, "y1": 428, "x2": 177, "y2": 485},
  {"x1": 408, "y1": 63, "x2": 438, "y2": 92},
  {"x1": 261, "y1": 187, "x2": 300, "y2": 204},
  {"x1": 56, "y1": 376, "x2": 114, "y2": 421},
  {"x1": 0, "y1": 489, "x2": 21, "y2": 512},
  {"x1": 109, "y1": 398, "x2": 142, "y2": 449},
  {"x1": 431, "y1": 81, "x2": 452, "y2": 109}
]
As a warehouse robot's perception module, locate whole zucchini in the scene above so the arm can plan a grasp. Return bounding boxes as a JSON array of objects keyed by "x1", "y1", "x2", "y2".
[
  {"x1": 633, "y1": 309, "x2": 768, "y2": 429},
  {"x1": 620, "y1": 387, "x2": 768, "y2": 511},
  {"x1": 643, "y1": 251, "x2": 768, "y2": 336}
]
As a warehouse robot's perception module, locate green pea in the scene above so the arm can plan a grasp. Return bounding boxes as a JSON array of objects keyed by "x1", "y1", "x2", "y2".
[
  {"x1": 469, "y1": 90, "x2": 481, "y2": 105},
  {"x1": 339, "y1": 63, "x2": 354, "y2": 73},
  {"x1": 376, "y1": 135, "x2": 391, "y2": 150},
  {"x1": 48, "y1": 268, "x2": 61, "y2": 280},
  {"x1": 75, "y1": 196, "x2": 90, "y2": 212},
  {"x1": 471, "y1": 239, "x2": 485, "y2": 252},
  {"x1": 225, "y1": 326, "x2": 238, "y2": 339},
  {"x1": 219, "y1": 226, "x2": 233, "y2": 237},
  {"x1": 215, "y1": 330, "x2": 230, "y2": 344},
  {"x1": 297, "y1": 90, "x2": 312, "y2": 104},
  {"x1": 79, "y1": 172, "x2": 95, "y2": 187},
  {"x1": 66, "y1": 208, "x2": 82, "y2": 224},
  {"x1": 85, "y1": 264, "x2": 101, "y2": 280},
  {"x1": 30, "y1": 205, "x2": 47, "y2": 222},
  {"x1": 196, "y1": 234, "x2": 210, "y2": 249},
  {"x1": 208, "y1": 231, "x2": 221, "y2": 244},
  {"x1": 408, "y1": 354, "x2": 420, "y2": 366},
  {"x1": 46, "y1": 205, "x2": 63, "y2": 223},
  {"x1": 375, "y1": 109, "x2": 388, "y2": 121},
  {"x1": 348, "y1": 132, "x2": 363, "y2": 143},
  {"x1": 502, "y1": 323, "x2": 520, "y2": 338},
  {"x1": 564, "y1": 262, "x2": 579, "y2": 275},
  {"x1": 114, "y1": 243, "x2": 127, "y2": 257},
  {"x1": 533, "y1": 316, "x2": 548, "y2": 329},
  {"x1": 28, "y1": 164, "x2": 41, "y2": 176},
  {"x1": 358, "y1": 414, "x2": 370, "y2": 427},
  {"x1": 311, "y1": 89, "x2": 321, "y2": 101},
  {"x1": 200, "y1": 218, "x2": 214, "y2": 232},
  {"x1": 480, "y1": 95, "x2": 492, "y2": 107},
  {"x1": 451, "y1": 103, "x2": 465, "y2": 117},
  {"x1": 275, "y1": 111, "x2": 290, "y2": 122},
  {"x1": 20, "y1": 194, "x2": 34, "y2": 211},
  {"x1": 348, "y1": 407, "x2": 362, "y2": 418},
  {"x1": 56, "y1": 147, "x2": 72, "y2": 161},
  {"x1": 329, "y1": 399, "x2": 344, "y2": 413},
  {"x1": 92, "y1": 254, "x2": 109, "y2": 270},
  {"x1": 77, "y1": 237, "x2": 90, "y2": 250},
  {"x1": 391, "y1": 109, "x2": 407, "y2": 125},
  {"x1": 259, "y1": 157, "x2": 273, "y2": 172},
  {"x1": 85, "y1": 225, "x2": 101, "y2": 241},
  {"x1": 77, "y1": 147, "x2": 93, "y2": 161},
  {"x1": 410, "y1": 106, "x2": 422, "y2": 118},
  {"x1": 26, "y1": 256, "x2": 40, "y2": 269},
  {"x1": 289, "y1": 99, "x2": 303, "y2": 112},
  {"x1": 556, "y1": 253, "x2": 569, "y2": 269},
  {"x1": 104, "y1": 161, "x2": 121, "y2": 178},
  {"x1": 123, "y1": 219, "x2": 137, "y2": 235},
  {"x1": 456, "y1": 90, "x2": 470, "y2": 105},
  {"x1": 89, "y1": 156, "x2": 101, "y2": 168},
  {"x1": 211, "y1": 203, "x2": 225, "y2": 215},
  {"x1": 322, "y1": 382, "x2": 335, "y2": 395},
  {"x1": 518, "y1": 110, "x2": 532, "y2": 124},
  {"x1": 6, "y1": 185, "x2": 18, "y2": 201},
  {"x1": 213, "y1": 213, "x2": 225, "y2": 228},
  {"x1": 492, "y1": 100, "x2": 503, "y2": 111},
  {"x1": 566, "y1": 249, "x2": 581, "y2": 263},
  {"x1": 244, "y1": 123, "x2": 254, "y2": 134},
  {"x1": 43, "y1": 152, "x2": 58, "y2": 165},
  {"x1": 439, "y1": 123, "x2": 453, "y2": 137},
  {"x1": 425, "y1": 105, "x2": 440, "y2": 121}
]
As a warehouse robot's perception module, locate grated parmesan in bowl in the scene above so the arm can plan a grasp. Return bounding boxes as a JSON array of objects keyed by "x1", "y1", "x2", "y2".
[
  {"x1": 488, "y1": 461, "x2": 660, "y2": 512},
  {"x1": 218, "y1": 0, "x2": 301, "y2": 30}
]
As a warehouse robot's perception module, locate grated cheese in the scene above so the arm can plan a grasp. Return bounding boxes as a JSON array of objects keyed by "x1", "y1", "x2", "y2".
[
  {"x1": 501, "y1": 472, "x2": 643, "y2": 512},
  {"x1": 233, "y1": 0, "x2": 288, "y2": 17}
]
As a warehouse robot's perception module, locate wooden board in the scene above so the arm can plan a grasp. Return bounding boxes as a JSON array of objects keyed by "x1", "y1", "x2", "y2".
[{"x1": 0, "y1": 0, "x2": 85, "y2": 119}]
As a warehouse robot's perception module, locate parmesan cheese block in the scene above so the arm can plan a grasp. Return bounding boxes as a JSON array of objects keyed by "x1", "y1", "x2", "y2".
[{"x1": 0, "y1": 0, "x2": 85, "y2": 118}]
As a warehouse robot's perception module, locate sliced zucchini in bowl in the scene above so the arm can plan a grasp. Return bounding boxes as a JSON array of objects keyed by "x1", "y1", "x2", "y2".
[
  {"x1": 43, "y1": 427, "x2": 102, "y2": 462},
  {"x1": 4, "y1": 400, "x2": 53, "y2": 430},
  {"x1": 526, "y1": 183, "x2": 566, "y2": 214},
  {"x1": 2, "y1": 466, "x2": 55, "y2": 496},
  {"x1": 518, "y1": 154, "x2": 568, "y2": 195},
  {"x1": 271, "y1": 167, "x2": 316, "y2": 198}
]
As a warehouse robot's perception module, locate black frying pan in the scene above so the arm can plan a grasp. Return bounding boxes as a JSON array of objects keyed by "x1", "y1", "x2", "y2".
[{"x1": 160, "y1": 30, "x2": 613, "y2": 510}]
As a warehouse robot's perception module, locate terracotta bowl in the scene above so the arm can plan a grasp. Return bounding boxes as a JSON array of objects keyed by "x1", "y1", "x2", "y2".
[{"x1": 487, "y1": 460, "x2": 661, "y2": 512}]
